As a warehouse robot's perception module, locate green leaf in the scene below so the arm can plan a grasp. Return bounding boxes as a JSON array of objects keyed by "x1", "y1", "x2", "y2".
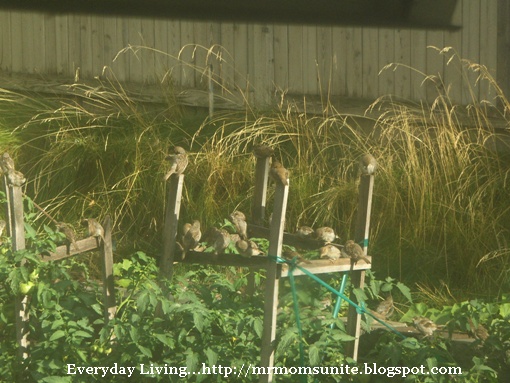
[
  {"x1": 499, "y1": 303, "x2": 510, "y2": 318},
  {"x1": 253, "y1": 317, "x2": 263, "y2": 338},
  {"x1": 137, "y1": 344, "x2": 153, "y2": 358},
  {"x1": 49, "y1": 330, "x2": 66, "y2": 341},
  {"x1": 129, "y1": 327, "x2": 139, "y2": 343},
  {"x1": 186, "y1": 351, "x2": 199, "y2": 372},
  {"x1": 193, "y1": 311, "x2": 204, "y2": 333},
  {"x1": 205, "y1": 348, "x2": 218, "y2": 366},
  {"x1": 309, "y1": 344, "x2": 321, "y2": 365},
  {"x1": 24, "y1": 222, "x2": 37, "y2": 239},
  {"x1": 72, "y1": 330, "x2": 92, "y2": 339},
  {"x1": 40, "y1": 377, "x2": 72, "y2": 383},
  {"x1": 396, "y1": 282, "x2": 413, "y2": 303}
]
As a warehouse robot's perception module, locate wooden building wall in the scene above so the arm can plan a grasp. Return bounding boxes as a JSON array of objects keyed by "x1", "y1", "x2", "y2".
[{"x1": 0, "y1": 0, "x2": 507, "y2": 107}]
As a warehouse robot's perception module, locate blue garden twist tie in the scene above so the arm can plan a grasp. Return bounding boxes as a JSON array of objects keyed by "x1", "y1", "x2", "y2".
[
  {"x1": 356, "y1": 301, "x2": 367, "y2": 315},
  {"x1": 269, "y1": 254, "x2": 407, "y2": 340}
]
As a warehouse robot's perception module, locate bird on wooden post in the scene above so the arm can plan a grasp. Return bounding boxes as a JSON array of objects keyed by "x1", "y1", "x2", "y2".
[
  {"x1": 343, "y1": 239, "x2": 371, "y2": 264},
  {"x1": 163, "y1": 146, "x2": 188, "y2": 181},
  {"x1": 56, "y1": 222, "x2": 80, "y2": 254},
  {"x1": 253, "y1": 144, "x2": 274, "y2": 158},
  {"x1": 282, "y1": 249, "x2": 311, "y2": 264},
  {"x1": 182, "y1": 220, "x2": 201, "y2": 259},
  {"x1": 296, "y1": 226, "x2": 314, "y2": 238},
  {"x1": 83, "y1": 218, "x2": 105, "y2": 247},
  {"x1": 374, "y1": 294, "x2": 394, "y2": 320},
  {"x1": 229, "y1": 210, "x2": 248, "y2": 240},
  {"x1": 235, "y1": 239, "x2": 263, "y2": 258},
  {"x1": 0, "y1": 152, "x2": 15, "y2": 174},
  {"x1": 319, "y1": 244, "x2": 343, "y2": 262},
  {"x1": 211, "y1": 227, "x2": 231, "y2": 255},
  {"x1": 413, "y1": 316, "x2": 437, "y2": 338},
  {"x1": 467, "y1": 318, "x2": 489, "y2": 342},
  {"x1": 359, "y1": 153, "x2": 378, "y2": 175},
  {"x1": 269, "y1": 159, "x2": 289, "y2": 186},
  {"x1": 315, "y1": 226, "x2": 337, "y2": 244}
]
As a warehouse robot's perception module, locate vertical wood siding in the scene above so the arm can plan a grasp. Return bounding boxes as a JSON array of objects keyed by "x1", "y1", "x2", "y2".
[{"x1": 0, "y1": 0, "x2": 503, "y2": 105}]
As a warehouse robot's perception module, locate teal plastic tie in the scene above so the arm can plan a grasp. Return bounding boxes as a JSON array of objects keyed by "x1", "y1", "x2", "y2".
[{"x1": 270, "y1": 255, "x2": 406, "y2": 340}]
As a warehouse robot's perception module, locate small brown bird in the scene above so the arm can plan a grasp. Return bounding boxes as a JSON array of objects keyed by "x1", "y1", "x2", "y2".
[
  {"x1": 212, "y1": 228, "x2": 231, "y2": 255},
  {"x1": 413, "y1": 316, "x2": 437, "y2": 338},
  {"x1": 0, "y1": 152, "x2": 15, "y2": 174},
  {"x1": 253, "y1": 144, "x2": 274, "y2": 158},
  {"x1": 374, "y1": 295, "x2": 394, "y2": 320},
  {"x1": 296, "y1": 226, "x2": 314, "y2": 238},
  {"x1": 183, "y1": 220, "x2": 201, "y2": 258},
  {"x1": 229, "y1": 211, "x2": 248, "y2": 240},
  {"x1": 229, "y1": 233, "x2": 241, "y2": 243},
  {"x1": 319, "y1": 245, "x2": 342, "y2": 262},
  {"x1": 7, "y1": 170, "x2": 26, "y2": 187},
  {"x1": 56, "y1": 222, "x2": 80, "y2": 253},
  {"x1": 83, "y1": 218, "x2": 105, "y2": 248},
  {"x1": 468, "y1": 318, "x2": 489, "y2": 342},
  {"x1": 163, "y1": 146, "x2": 188, "y2": 181},
  {"x1": 343, "y1": 240, "x2": 371, "y2": 264},
  {"x1": 315, "y1": 227, "x2": 337, "y2": 244},
  {"x1": 269, "y1": 159, "x2": 289, "y2": 186},
  {"x1": 282, "y1": 249, "x2": 311, "y2": 264},
  {"x1": 235, "y1": 239, "x2": 263, "y2": 258},
  {"x1": 359, "y1": 154, "x2": 378, "y2": 175}
]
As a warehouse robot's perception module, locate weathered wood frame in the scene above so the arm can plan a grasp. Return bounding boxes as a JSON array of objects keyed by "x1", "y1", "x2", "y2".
[
  {"x1": 2, "y1": 167, "x2": 116, "y2": 363},
  {"x1": 161, "y1": 152, "x2": 375, "y2": 382}
]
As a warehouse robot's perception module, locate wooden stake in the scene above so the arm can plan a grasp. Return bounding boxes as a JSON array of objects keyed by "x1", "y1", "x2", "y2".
[
  {"x1": 252, "y1": 156, "x2": 270, "y2": 225},
  {"x1": 101, "y1": 215, "x2": 116, "y2": 323},
  {"x1": 248, "y1": 155, "x2": 271, "y2": 295},
  {"x1": 259, "y1": 179, "x2": 289, "y2": 383},
  {"x1": 6, "y1": 172, "x2": 29, "y2": 368},
  {"x1": 345, "y1": 173, "x2": 375, "y2": 360},
  {"x1": 160, "y1": 174, "x2": 184, "y2": 282}
]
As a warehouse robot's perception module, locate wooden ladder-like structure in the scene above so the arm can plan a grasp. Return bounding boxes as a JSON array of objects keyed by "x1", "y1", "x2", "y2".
[
  {"x1": 2, "y1": 163, "x2": 116, "y2": 370},
  {"x1": 161, "y1": 151, "x2": 375, "y2": 383}
]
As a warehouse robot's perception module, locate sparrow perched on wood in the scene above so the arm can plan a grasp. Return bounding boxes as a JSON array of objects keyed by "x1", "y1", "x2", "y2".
[
  {"x1": 343, "y1": 240, "x2": 371, "y2": 264},
  {"x1": 211, "y1": 228, "x2": 231, "y2": 255},
  {"x1": 359, "y1": 153, "x2": 378, "y2": 175},
  {"x1": 468, "y1": 318, "x2": 489, "y2": 342},
  {"x1": 235, "y1": 239, "x2": 263, "y2": 258},
  {"x1": 413, "y1": 316, "x2": 437, "y2": 338},
  {"x1": 83, "y1": 218, "x2": 105, "y2": 247},
  {"x1": 319, "y1": 245, "x2": 343, "y2": 262},
  {"x1": 0, "y1": 152, "x2": 15, "y2": 174},
  {"x1": 253, "y1": 144, "x2": 274, "y2": 158},
  {"x1": 56, "y1": 222, "x2": 80, "y2": 253},
  {"x1": 282, "y1": 249, "x2": 311, "y2": 264},
  {"x1": 183, "y1": 220, "x2": 201, "y2": 258},
  {"x1": 229, "y1": 210, "x2": 248, "y2": 240},
  {"x1": 7, "y1": 170, "x2": 26, "y2": 187},
  {"x1": 315, "y1": 227, "x2": 337, "y2": 244},
  {"x1": 296, "y1": 226, "x2": 314, "y2": 238},
  {"x1": 374, "y1": 294, "x2": 394, "y2": 320},
  {"x1": 269, "y1": 159, "x2": 289, "y2": 186},
  {"x1": 163, "y1": 146, "x2": 188, "y2": 181}
]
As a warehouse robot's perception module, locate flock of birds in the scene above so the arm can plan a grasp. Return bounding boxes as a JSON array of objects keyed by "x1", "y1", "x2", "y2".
[
  {"x1": 0, "y1": 149, "x2": 490, "y2": 341},
  {"x1": 161, "y1": 145, "x2": 491, "y2": 341}
]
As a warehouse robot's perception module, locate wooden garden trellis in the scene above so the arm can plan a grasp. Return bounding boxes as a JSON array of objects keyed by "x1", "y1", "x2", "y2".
[
  {"x1": 1, "y1": 158, "x2": 116, "y2": 369},
  {"x1": 161, "y1": 150, "x2": 375, "y2": 383}
]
